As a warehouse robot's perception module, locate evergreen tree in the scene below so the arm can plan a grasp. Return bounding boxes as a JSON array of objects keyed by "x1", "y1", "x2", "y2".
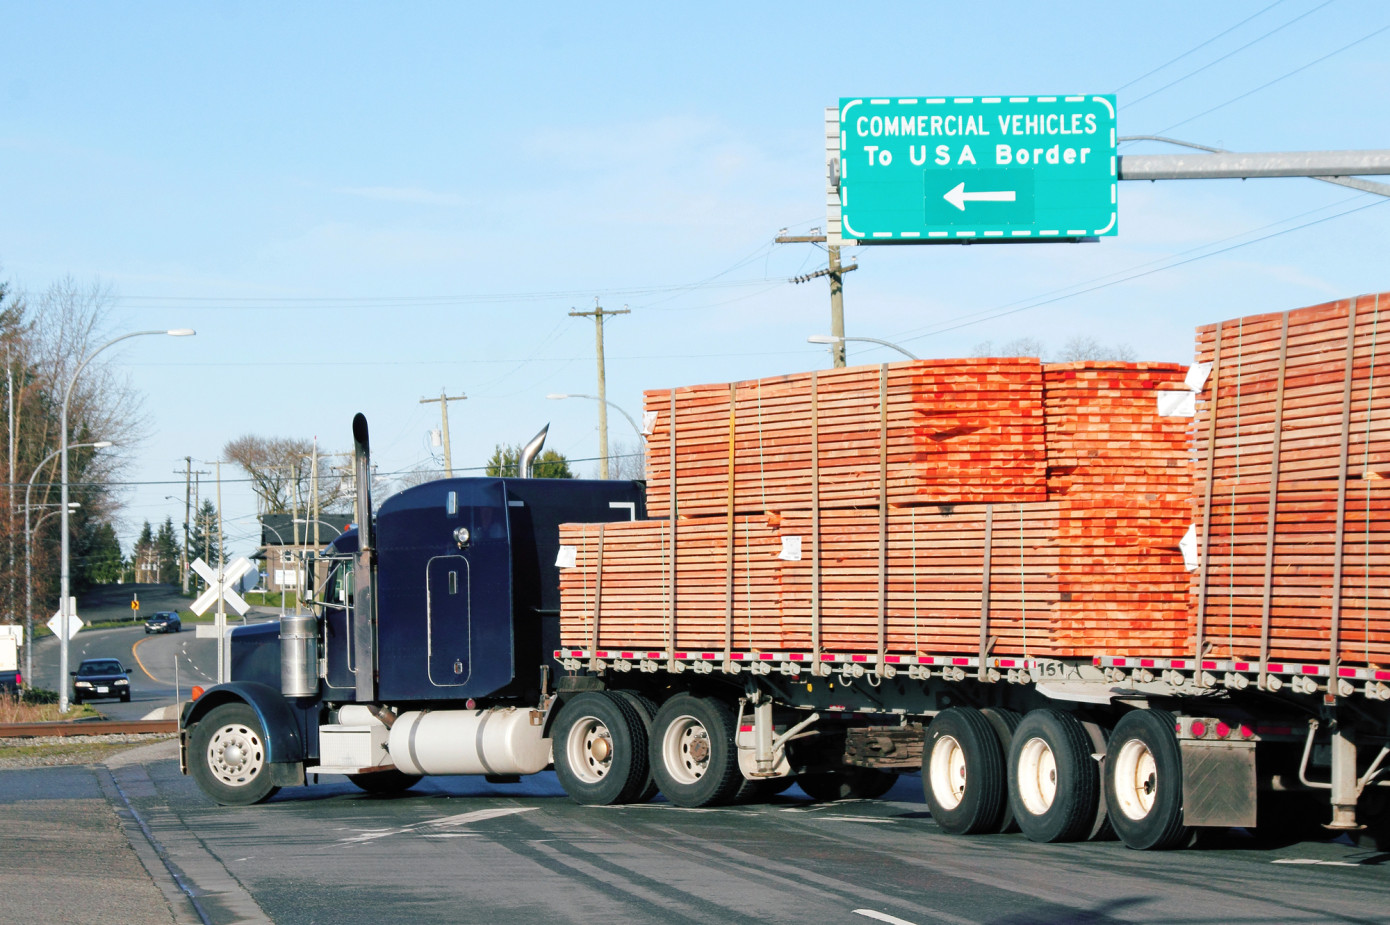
[
  {"x1": 155, "y1": 516, "x2": 181, "y2": 585},
  {"x1": 132, "y1": 520, "x2": 155, "y2": 582},
  {"x1": 86, "y1": 522, "x2": 125, "y2": 584},
  {"x1": 187, "y1": 499, "x2": 224, "y2": 589},
  {"x1": 484, "y1": 444, "x2": 574, "y2": 479}
]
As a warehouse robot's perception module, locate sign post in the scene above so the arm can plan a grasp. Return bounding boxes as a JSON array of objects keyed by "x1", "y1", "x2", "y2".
[
  {"x1": 835, "y1": 95, "x2": 1117, "y2": 242},
  {"x1": 190, "y1": 556, "x2": 254, "y2": 682}
]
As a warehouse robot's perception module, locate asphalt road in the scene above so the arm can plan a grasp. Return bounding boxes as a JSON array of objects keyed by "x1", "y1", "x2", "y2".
[
  {"x1": 10, "y1": 749, "x2": 1382, "y2": 925},
  {"x1": 29, "y1": 583, "x2": 275, "y2": 719}
]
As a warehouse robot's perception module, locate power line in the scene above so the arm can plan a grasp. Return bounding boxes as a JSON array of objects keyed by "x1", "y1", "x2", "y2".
[
  {"x1": 1125, "y1": 0, "x2": 1334, "y2": 107},
  {"x1": 1156, "y1": 21, "x2": 1390, "y2": 135},
  {"x1": 1113, "y1": 0, "x2": 1290, "y2": 93},
  {"x1": 894, "y1": 196, "x2": 1389, "y2": 345}
]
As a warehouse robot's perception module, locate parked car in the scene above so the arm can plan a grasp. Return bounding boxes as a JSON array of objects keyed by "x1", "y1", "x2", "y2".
[
  {"x1": 144, "y1": 611, "x2": 182, "y2": 634},
  {"x1": 71, "y1": 658, "x2": 131, "y2": 703}
]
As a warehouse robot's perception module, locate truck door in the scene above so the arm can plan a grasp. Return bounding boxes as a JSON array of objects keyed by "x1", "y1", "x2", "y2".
[{"x1": 426, "y1": 555, "x2": 471, "y2": 686}]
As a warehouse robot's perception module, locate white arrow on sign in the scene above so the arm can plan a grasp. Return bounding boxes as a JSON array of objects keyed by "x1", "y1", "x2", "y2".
[
  {"x1": 943, "y1": 181, "x2": 1017, "y2": 212},
  {"x1": 190, "y1": 556, "x2": 254, "y2": 617}
]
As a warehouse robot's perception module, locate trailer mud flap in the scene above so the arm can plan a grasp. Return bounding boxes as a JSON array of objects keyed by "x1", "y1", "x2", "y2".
[{"x1": 1181, "y1": 739, "x2": 1256, "y2": 827}]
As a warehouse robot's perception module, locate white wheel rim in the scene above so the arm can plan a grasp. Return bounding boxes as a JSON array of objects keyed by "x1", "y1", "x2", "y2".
[
  {"x1": 206, "y1": 722, "x2": 266, "y2": 788},
  {"x1": 1016, "y1": 736, "x2": 1057, "y2": 816},
  {"x1": 565, "y1": 715, "x2": 613, "y2": 785},
  {"x1": 928, "y1": 734, "x2": 967, "y2": 810},
  {"x1": 1113, "y1": 738, "x2": 1158, "y2": 821},
  {"x1": 661, "y1": 714, "x2": 710, "y2": 786}
]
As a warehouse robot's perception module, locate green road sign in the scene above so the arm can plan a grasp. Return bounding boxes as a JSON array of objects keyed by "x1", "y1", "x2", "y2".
[{"x1": 837, "y1": 95, "x2": 1117, "y2": 241}]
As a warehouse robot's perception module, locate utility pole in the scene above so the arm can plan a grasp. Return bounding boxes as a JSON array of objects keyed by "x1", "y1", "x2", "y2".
[
  {"x1": 569, "y1": 300, "x2": 629, "y2": 478},
  {"x1": 777, "y1": 232, "x2": 858, "y2": 368},
  {"x1": 419, "y1": 389, "x2": 466, "y2": 477}
]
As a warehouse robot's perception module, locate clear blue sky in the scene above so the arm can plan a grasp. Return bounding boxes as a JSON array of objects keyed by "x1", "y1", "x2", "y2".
[{"x1": 3, "y1": 1, "x2": 1388, "y2": 557}]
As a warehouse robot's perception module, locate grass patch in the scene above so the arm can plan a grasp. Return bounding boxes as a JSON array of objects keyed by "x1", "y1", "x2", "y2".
[{"x1": 0, "y1": 691, "x2": 102, "y2": 723}]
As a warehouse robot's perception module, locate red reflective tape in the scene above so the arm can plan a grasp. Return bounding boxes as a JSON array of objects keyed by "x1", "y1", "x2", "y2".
[
  {"x1": 1201, "y1": 661, "x2": 1217, "y2": 669},
  {"x1": 790, "y1": 653, "x2": 806, "y2": 661},
  {"x1": 851, "y1": 655, "x2": 868, "y2": 663},
  {"x1": 1141, "y1": 659, "x2": 1156, "y2": 668},
  {"x1": 731, "y1": 653, "x2": 745, "y2": 660},
  {"x1": 821, "y1": 654, "x2": 836, "y2": 662},
  {"x1": 1302, "y1": 665, "x2": 1320, "y2": 675},
  {"x1": 760, "y1": 653, "x2": 775, "y2": 660},
  {"x1": 648, "y1": 652, "x2": 661, "y2": 659},
  {"x1": 1377, "y1": 670, "x2": 1390, "y2": 681},
  {"x1": 998, "y1": 659, "x2": 1015, "y2": 668},
  {"x1": 884, "y1": 655, "x2": 901, "y2": 663},
  {"x1": 596, "y1": 651, "x2": 610, "y2": 658},
  {"x1": 701, "y1": 652, "x2": 717, "y2": 660},
  {"x1": 620, "y1": 652, "x2": 634, "y2": 659},
  {"x1": 1110, "y1": 657, "x2": 1125, "y2": 667},
  {"x1": 674, "y1": 652, "x2": 688, "y2": 659},
  {"x1": 1340, "y1": 667, "x2": 1357, "y2": 678},
  {"x1": 953, "y1": 658, "x2": 969, "y2": 666},
  {"x1": 1267, "y1": 663, "x2": 1284, "y2": 673},
  {"x1": 739, "y1": 725, "x2": 753, "y2": 733}
]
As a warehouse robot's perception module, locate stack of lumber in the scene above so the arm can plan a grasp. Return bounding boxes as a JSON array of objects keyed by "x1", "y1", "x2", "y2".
[
  {"x1": 1045, "y1": 363, "x2": 1193, "y2": 656},
  {"x1": 561, "y1": 352, "x2": 1201, "y2": 659},
  {"x1": 558, "y1": 518, "x2": 785, "y2": 651},
  {"x1": 774, "y1": 504, "x2": 1060, "y2": 656},
  {"x1": 642, "y1": 359, "x2": 1046, "y2": 519},
  {"x1": 1191, "y1": 293, "x2": 1390, "y2": 665}
]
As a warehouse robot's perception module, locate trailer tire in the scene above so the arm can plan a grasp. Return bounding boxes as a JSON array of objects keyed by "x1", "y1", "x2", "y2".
[
  {"x1": 1103, "y1": 708, "x2": 1189, "y2": 850},
  {"x1": 347, "y1": 769, "x2": 422, "y2": 795},
  {"x1": 189, "y1": 702, "x2": 280, "y2": 806},
  {"x1": 922, "y1": 707, "x2": 1007, "y2": 834},
  {"x1": 1008, "y1": 709, "x2": 1099, "y2": 843},
  {"x1": 553, "y1": 692, "x2": 650, "y2": 805},
  {"x1": 798, "y1": 767, "x2": 899, "y2": 802},
  {"x1": 611, "y1": 691, "x2": 660, "y2": 803},
  {"x1": 649, "y1": 694, "x2": 741, "y2": 808},
  {"x1": 979, "y1": 707, "x2": 1022, "y2": 833}
]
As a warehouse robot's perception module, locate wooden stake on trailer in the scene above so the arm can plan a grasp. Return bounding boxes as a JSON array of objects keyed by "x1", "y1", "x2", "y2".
[
  {"x1": 811, "y1": 370, "x2": 822, "y2": 667},
  {"x1": 1258, "y1": 312, "x2": 1290, "y2": 691},
  {"x1": 589, "y1": 523, "x2": 605, "y2": 674},
  {"x1": 877, "y1": 365, "x2": 889, "y2": 671},
  {"x1": 1195, "y1": 324, "x2": 1224, "y2": 685},
  {"x1": 666, "y1": 391, "x2": 679, "y2": 672},
  {"x1": 725, "y1": 382, "x2": 736, "y2": 669},
  {"x1": 978, "y1": 504, "x2": 994, "y2": 681},
  {"x1": 1328, "y1": 297, "x2": 1360, "y2": 695}
]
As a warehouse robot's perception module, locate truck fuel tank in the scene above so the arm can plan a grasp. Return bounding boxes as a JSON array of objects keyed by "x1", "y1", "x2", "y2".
[{"x1": 388, "y1": 707, "x2": 551, "y2": 776}]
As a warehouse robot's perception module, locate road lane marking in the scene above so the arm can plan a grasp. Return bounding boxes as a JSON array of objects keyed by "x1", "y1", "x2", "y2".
[
  {"x1": 339, "y1": 806, "x2": 536, "y2": 844},
  {"x1": 855, "y1": 911, "x2": 919, "y2": 925}
]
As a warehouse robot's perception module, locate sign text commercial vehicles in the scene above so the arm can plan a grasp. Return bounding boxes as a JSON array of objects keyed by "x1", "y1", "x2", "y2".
[{"x1": 181, "y1": 298, "x2": 1390, "y2": 851}]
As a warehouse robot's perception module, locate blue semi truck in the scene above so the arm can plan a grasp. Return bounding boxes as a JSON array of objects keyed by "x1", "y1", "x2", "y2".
[{"x1": 181, "y1": 413, "x2": 1390, "y2": 851}]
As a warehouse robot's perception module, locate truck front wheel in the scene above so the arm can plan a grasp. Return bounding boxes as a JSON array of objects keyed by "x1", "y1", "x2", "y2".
[
  {"x1": 1008, "y1": 709, "x2": 1099, "y2": 843},
  {"x1": 189, "y1": 703, "x2": 280, "y2": 806},
  {"x1": 649, "y1": 694, "x2": 741, "y2": 807},
  {"x1": 923, "y1": 706, "x2": 1007, "y2": 834},
  {"x1": 1104, "y1": 709, "x2": 1189, "y2": 850},
  {"x1": 553, "y1": 692, "x2": 650, "y2": 805}
]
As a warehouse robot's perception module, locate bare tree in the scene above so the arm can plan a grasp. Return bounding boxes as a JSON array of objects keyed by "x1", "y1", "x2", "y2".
[
  {"x1": 971, "y1": 336, "x2": 1048, "y2": 359},
  {"x1": 971, "y1": 335, "x2": 1136, "y2": 363},
  {"x1": 606, "y1": 439, "x2": 647, "y2": 481},
  {"x1": 223, "y1": 436, "x2": 348, "y2": 514}
]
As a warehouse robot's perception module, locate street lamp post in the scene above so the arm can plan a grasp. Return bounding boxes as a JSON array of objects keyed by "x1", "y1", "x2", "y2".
[
  {"x1": 546, "y1": 393, "x2": 646, "y2": 479},
  {"x1": 257, "y1": 521, "x2": 292, "y2": 620},
  {"x1": 807, "y1": 334, "x2": 919, "y2": 361},
  {"x1": 24, "y1": 441, "x2": 110, "y2": 684},
  {"x1": 60, "y1": 329, "x2": 193, "y2": 712}
]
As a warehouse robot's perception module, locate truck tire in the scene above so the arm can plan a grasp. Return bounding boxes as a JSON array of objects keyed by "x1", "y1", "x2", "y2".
[
  {"x1": 1103, "y1": 708, "x2": 1189, "y2": 850},
  {"x1": 979, "y1": 707, "x2": 1022, "y2": 833},
  {"x1": 553, "y1": 692, "x2": 650, "y2": 806},
  {"x1": 1008, "y1": 709, "x2": 1099, "y2": 843},
  {"x1": 347, "y1": 769, "x2": 422, "y2": 795},
  {"x1": 798, "y1": 767, "x2": 899, "y2": 802},
  {"x1": 923, "y1": 706, "x2": 1007, "y2": 835},
  {"x1": 611, "y1": 691, "x2": 660, "y2": 803},
  {"x1": 189, "y1": 702, "x2": 281, "y2": 806},
  {"x1": 649, "y1": 694, "x2": 741, "y2": 808}
]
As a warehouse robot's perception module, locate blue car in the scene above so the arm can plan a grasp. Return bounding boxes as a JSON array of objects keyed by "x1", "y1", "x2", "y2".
[{"x1": 144, "y1": 611, "x2": 182, "y2": 634}]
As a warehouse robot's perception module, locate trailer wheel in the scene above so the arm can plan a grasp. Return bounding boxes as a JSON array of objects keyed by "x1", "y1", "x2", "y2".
[
  {"x1": 553, "y1": 692, "x2": 650, "y2": 806},
  {"x1": 189, "y1": 703, "x2": 280, "y2": 806},
  {"x1": 1103, "y1": 709, "x2": 1189, "y2": 850},
  {"x1": 611, "y1": 691, "x2": 660, "y2": 803},
  {"x1": 347, "y1": 769, "x2": 422, "y2": 795},
  {"x1": 798, "y1": 767, "x2": 899, "y2": 802},
  {"x1": 649, "y1": 694, "x2": 741, "y2": 807},
  {"x1": 1008, "y1": 709, "x2": 1098, "y2": 843},
  {"x1": 923, "y1": 707, "x2": 1007, "y2": 835},
  {"x1": 979, "y1": 707, "x2": 1022, "y2": 833}
]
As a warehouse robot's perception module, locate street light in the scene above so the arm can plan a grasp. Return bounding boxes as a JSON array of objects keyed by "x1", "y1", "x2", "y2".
[
  {"x1": 24, "y1": 441, "x2": 110, "y2": 684},
  {"x1": 60, "y1": 329, "x2": 193, "y2": 712},
  {"x1": 546, "y1": 393, "x2": 645, "y2": 443},
  {"x1": 807, "y1": 334, "x2": 918, "y2": 361},
  {"x1": 293, "y1": 517, "x2": 346, "y2": 538},
  {"x1": 256, "y1": 521, "x2": 292, "y2": 619}
]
